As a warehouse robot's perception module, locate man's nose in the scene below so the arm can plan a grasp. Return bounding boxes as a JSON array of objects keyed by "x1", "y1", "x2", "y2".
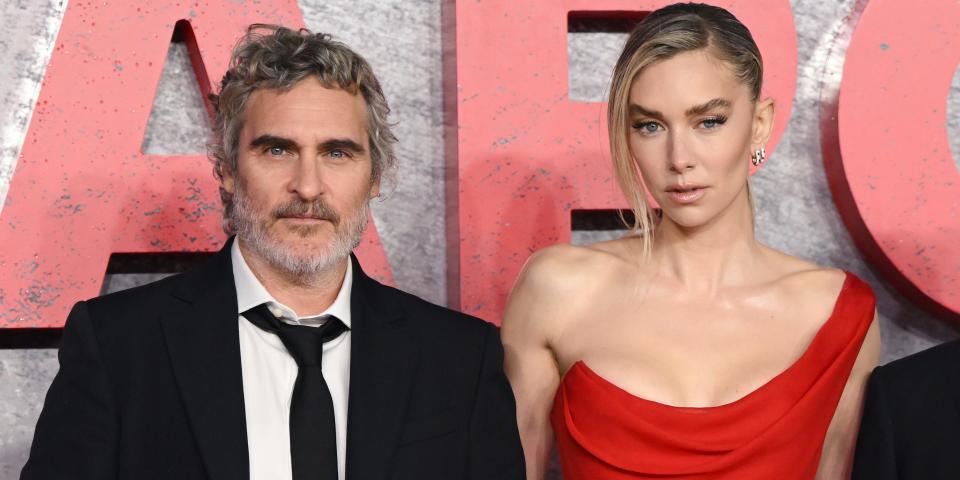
[{"x1": 289, "y1": 156, "x2": 325, "y2": 200}]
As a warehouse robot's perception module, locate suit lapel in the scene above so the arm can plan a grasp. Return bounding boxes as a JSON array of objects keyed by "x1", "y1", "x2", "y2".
[
  {"x1": 161, "y1": 239, "x2": 249, "y2": 480},
  {"x1": 345, "y1": 255, "x2": 420, "y2": 480}
]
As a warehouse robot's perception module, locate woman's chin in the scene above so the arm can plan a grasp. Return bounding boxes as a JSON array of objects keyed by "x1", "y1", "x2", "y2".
[{"x1": 660, "y1": 210, "x2": 714, "y2": 230}]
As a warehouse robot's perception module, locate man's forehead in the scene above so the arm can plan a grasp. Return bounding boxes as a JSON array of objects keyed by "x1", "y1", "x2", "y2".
[
  {"x1": 247, "y1": 79, "x2": 365, "y2": 112},
  {"x1": 242, "y1": 79, "x2": 369, "y2": 140}
]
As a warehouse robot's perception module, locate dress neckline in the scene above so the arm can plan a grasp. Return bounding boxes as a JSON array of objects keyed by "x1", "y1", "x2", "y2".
[{"x1": 566, "y1": 270, "x2": 853, "y2": 411}]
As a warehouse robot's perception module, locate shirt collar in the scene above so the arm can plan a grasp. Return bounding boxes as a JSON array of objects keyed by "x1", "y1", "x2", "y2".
[{"x1": 231, "y1": 240, "x2": 353, "y2": 328}]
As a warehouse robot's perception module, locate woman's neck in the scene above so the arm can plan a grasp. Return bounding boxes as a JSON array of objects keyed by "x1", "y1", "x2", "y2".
[{"x1": 652, "y1": 192, "x2": 763, "y2": 294}]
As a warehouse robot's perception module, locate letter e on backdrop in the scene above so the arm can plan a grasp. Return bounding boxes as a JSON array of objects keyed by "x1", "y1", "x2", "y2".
[{"x1": 446, "y1": 0, "x2": 796, "y2": 323}]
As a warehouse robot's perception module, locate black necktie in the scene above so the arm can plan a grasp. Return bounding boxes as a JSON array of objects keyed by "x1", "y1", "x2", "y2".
[{"x1": 242, "y1": 304, "x2": 348, "y2": 480}]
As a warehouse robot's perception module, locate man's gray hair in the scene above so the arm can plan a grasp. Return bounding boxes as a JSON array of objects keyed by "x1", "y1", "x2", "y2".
[{"x1": 208, "y1": 24, "x2": 397, "y2": 233}]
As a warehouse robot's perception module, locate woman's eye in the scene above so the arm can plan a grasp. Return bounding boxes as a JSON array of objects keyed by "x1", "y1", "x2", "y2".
[
  {"x1": 634, "y1": 122, "x2": 662, "y2": 134},
  {"x1": 700, "y1": 116, "x2": 727, "y2": 129}
]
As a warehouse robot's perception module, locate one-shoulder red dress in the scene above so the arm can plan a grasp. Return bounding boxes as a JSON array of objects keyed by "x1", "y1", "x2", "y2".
[{"x1": 550, "y1": 272, "x2": 875, "y2": 479}]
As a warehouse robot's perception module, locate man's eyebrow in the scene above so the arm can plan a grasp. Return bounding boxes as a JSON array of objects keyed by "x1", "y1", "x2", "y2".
[
  {"x1": 685, "y1": 98, "x2": 731, "y2": 116},
  {"x1": 320, "y1": 138, "x2": 365, "y2": 154},
  {"x1": 249, "y1": 134, "x2": 298, "y2": 150},
  {"x1": 248, "y1": 135, "x2": 366, "y2": 155}
]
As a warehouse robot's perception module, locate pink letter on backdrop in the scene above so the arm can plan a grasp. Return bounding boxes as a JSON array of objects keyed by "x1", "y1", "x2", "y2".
[
  {"x1": 0, "y1": 2, "x2": 393, "y2": 328},
  {"x1": 828, "y1": 0, "x2": 959, "y2": 320},
  {"x1": 446, "y1": 0, "x2": 796, "y2": 323}
]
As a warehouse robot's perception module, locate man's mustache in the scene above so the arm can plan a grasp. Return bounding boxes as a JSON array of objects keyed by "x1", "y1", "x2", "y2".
[{"x1": 273, "y1": 199, "x2": 340, "y2": 225}]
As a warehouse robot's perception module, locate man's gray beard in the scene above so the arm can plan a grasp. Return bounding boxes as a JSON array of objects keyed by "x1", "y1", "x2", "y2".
[{"x1": 229, "y1": 183, "x2": 369, "y2": 281}]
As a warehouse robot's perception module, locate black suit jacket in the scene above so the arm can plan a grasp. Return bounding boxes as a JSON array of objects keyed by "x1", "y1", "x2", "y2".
[
  {"x1": 21, "y1": 240, "x2": 525, "y2": 480},
  {"x1": 852, "y1": 339, "x2": 960, "y2": 480}
]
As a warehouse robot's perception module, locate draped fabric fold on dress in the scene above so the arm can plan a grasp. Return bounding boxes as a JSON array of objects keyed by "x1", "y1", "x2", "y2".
[{"x1": 550, "y1": 272, "x2": 875, "y2": 480}]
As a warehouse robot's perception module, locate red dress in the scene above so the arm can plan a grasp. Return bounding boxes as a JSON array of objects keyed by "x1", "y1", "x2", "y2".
[{"x1": 550, "y1": 272, "x2": 875, "y2": 479}]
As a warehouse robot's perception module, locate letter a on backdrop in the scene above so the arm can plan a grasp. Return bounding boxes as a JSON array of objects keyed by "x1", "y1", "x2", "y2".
[{"x1": 0, "y1": 2, "x2": 393, "y2": 328}]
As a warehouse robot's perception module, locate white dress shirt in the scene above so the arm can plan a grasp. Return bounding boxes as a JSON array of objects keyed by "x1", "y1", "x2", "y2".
[{"x1": 232, "y1": 242, "x2": 352, "y2": 480}]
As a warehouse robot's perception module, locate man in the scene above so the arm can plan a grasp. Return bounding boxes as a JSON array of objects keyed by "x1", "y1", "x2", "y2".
[
  {"x1": 852, "y1": 339, "x2": 960, "y2": 479},
  {"x1": 22, "y1": 25, "x2": 524, "y2": 480}
]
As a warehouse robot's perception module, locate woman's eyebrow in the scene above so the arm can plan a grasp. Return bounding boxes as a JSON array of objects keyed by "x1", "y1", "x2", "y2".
[
  {"x1": 685, "y1": 98, "x2": 731, "y2": 116},
  {"x1": 629, "y1": 103, "x2": 663, "y2": 120}
]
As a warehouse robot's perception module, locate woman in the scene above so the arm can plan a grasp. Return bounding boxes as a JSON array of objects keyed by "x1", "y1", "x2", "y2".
[{"x1": 501, "y1": 3, "x2": 880, "y2": 479}]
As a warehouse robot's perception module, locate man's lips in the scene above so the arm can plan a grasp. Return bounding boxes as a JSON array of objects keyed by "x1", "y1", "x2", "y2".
[{"x1": 279, "y1": 215, "x2": 335, "y2": 223}]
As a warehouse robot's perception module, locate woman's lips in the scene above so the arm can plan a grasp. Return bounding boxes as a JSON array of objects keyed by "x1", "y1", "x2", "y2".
[{"x1": 666, "y1": 186, "x2": 707, "y2": 204}]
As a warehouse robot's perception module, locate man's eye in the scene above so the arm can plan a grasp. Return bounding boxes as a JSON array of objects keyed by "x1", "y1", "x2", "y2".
[
  {"x1": 329, "y1": 149, "x2": 347, "y2": 159},
  {"x1": 268, "y1": 146, "x2": 285, "y2": 156}
]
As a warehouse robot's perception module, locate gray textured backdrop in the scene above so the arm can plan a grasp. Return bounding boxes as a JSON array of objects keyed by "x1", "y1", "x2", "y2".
[{"x1": 1, "y1": 0, "x2": 958, "y2": 478}]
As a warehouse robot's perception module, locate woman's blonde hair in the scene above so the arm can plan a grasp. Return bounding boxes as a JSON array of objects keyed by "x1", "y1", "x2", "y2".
[{"x1": 608, "y1": 3, "x2": 763, "y2": 256}]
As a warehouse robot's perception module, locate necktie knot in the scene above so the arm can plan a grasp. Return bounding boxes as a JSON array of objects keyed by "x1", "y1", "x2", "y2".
[{"x1": 242, "y1": 303, "x2": 348, "y2": 366}]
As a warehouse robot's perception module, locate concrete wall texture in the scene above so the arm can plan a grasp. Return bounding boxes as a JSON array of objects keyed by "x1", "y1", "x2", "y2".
[{"x1": 1, "y1": 0, "x2": 958, "y2": 478}]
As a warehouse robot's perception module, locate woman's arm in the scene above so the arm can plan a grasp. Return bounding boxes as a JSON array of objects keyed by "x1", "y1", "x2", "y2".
[
  {"x1": 815, "y1": 313, "x2": 881, "y2": 480},
  {"x1": 501, "y1": 249, "x2": 580, "y2": 479}
]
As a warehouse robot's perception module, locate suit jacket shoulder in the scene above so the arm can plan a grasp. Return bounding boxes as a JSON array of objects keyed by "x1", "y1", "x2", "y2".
[
  {"x1": 78, "y1": 245, "x2": 235, "y2": 351},
  {"x1": 852, "y1": 339, "x2": 960, "y2": 480},
  {"x1": 83, "y1": 272, "x2": 185, "y2": 327},
  {"x1": 386, "y1": 283, "x2": 494, "y2": 336},
  {"x1": 874, "y1": 339, "x2": 960, "y2": 396}
]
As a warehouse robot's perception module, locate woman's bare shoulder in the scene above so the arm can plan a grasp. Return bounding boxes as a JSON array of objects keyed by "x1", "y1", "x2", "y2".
[
  {"x1": 771, "y1": 250, "x2": 845, "y2": 287},
  {"x1": 521, "y1": 239, "x2": 635, "y2": 287},
  {"x1": 762, "y1": 247, "x2": 850, "y2": 317},
  {"x1": 505, "y1": 240, "x2": 637, "y2": 328}
]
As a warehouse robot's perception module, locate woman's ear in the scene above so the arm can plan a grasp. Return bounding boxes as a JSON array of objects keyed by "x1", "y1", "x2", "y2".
[{"x1": 752, "y1": 97, "x2": 775, "y2": 147}]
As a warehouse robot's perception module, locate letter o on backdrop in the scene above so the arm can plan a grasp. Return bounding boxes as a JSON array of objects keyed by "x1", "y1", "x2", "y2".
[{"x1": 832, "y1": 0, "x2": 959, "y2": 320}]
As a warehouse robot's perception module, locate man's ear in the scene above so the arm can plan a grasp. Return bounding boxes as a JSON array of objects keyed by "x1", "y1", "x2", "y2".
[
  {"x1": 222, "y1": 165, "x2": 236, "y2": 194},
  {"x1": 752, "y1": 97, "x2": 775, "y2": 147},
  {"x1": 369, "y1": 176, "x2": 381, "y2": 199}
]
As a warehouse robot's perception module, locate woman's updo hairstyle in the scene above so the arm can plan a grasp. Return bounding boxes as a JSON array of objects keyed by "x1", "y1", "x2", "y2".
[{"x1": 607, "y1": 3, "x2": 763, "y2": 255}]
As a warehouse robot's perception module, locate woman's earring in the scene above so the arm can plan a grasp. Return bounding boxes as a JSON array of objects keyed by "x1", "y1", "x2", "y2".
[{"x1": 750, "y1": 147, "x2": 766, "y2": 166}]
